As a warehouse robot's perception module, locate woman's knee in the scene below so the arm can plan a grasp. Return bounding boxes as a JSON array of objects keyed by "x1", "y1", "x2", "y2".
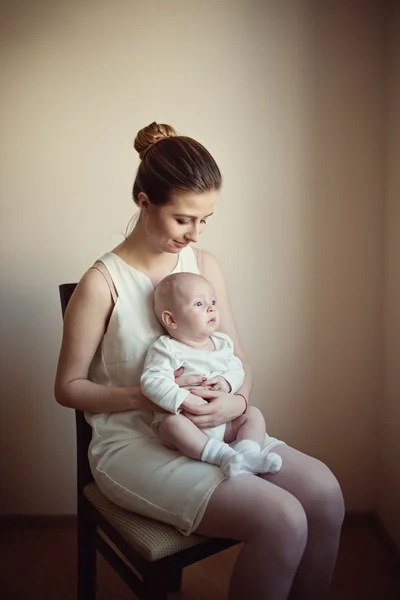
[
  {"x1": 198, "y1": 477, "x2": 308, "y2": 557},
  {"x1": 305, "y1": 461, "x2": 345, "y2": 529},
  {"x1": 250, "y1": 488, "x2": 308, "y2": 567}
]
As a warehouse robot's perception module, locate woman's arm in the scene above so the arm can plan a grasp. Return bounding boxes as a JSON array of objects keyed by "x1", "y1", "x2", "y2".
[{"x1": 55, "y1": 268, "x2": 154, "y2": 413}]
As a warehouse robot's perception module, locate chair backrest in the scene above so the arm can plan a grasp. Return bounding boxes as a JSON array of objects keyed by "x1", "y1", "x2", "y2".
[{"x1": 59, "y1": 284, "x2": 94, "y2": 491}]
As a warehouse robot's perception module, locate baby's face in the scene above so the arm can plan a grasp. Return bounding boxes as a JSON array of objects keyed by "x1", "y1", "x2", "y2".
[{"x1": 172, "y1": 279, "x2": 220, "y2": 339}]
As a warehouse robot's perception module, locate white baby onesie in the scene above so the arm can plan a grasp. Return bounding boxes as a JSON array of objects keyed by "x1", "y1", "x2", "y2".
[{"x1": 141, "y1": 332, "x2": 245, "y2": 441}]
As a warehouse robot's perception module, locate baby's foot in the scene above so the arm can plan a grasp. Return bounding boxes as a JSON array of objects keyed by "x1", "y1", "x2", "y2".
[
  {"x1": 261, "y1": 450, "x2": 282, "y2": 474},
  {"x1": 240, "y1": 450, "x2": 282, "y2": 475},
  {"x1": 220, "y1": 452, "x2": 244, "y2": 477}
]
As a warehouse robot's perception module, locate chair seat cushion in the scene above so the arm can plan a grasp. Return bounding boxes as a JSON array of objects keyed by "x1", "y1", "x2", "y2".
[{"x1": 84, "y1": 482, "x2": 207, "y2": 561}]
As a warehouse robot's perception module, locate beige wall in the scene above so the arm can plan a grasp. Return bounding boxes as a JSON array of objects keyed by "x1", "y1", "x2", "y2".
[
  {"x1": 379, "y1": 1, "x2": 400, "y2": 548},
  {"x1": 0, "y1": 1, "x2": 387, "y2": 515}
]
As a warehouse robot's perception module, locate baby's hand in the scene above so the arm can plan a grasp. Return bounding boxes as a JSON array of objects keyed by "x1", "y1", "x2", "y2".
[
  {"x1": 202, "y1": 376, "x2": 231, "y2": 393},
  {"x1": 183, "y1": 393, "x2": 208, "y2": 407}
]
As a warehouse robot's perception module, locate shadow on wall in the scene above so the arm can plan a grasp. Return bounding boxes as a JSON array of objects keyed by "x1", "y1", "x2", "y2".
[
  {"x1": 240, "y1": 1, "x2": 383, "y2": 509},
  {"x1": 0, "y1": 284, "x2": 76, "y2": 514}
]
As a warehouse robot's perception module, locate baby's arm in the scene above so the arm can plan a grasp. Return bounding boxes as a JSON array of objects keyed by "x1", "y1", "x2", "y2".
[{"x1": 141, "y1": 338, "x2": 206, "y2": 413}]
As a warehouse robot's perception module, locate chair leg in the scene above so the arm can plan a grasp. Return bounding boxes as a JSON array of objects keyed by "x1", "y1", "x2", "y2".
[
  {"x1": 167, "y1": 566, "x2": 183, "y2": 592},
  {"x1": 77, "y1": 498, "x2": 97, "y2": 600},
  {"x1": 142, "y1": 571, "x2": 169, "y2": 600}
]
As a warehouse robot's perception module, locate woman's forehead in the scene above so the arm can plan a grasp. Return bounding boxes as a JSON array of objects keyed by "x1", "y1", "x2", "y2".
[{"x1": 167, "y1": 190, "x2": 218, "y2": 214}]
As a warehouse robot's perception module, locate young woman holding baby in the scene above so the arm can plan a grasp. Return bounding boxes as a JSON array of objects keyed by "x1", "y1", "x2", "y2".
[{"x1": 55, "y1": 122, "x2": 344, "y2": 600}]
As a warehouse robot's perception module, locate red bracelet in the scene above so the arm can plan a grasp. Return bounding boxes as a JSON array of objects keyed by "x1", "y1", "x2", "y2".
[{"x1": 236, "y1": 393, "x2": 248, "y2": 414}]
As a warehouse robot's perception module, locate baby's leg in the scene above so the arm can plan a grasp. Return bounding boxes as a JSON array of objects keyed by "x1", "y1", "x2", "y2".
[
  {"x1": 225, "y1": 406, "x2": 282, "y2": 474},
  {"x1": 160, "y1": 413, "x2": 209, "y2": 459},
  {"x1": 159, "y1": 414, "x2": 243, "y2": 477},
  {"x1": 225, "y1": 405, "x2": 266, "y2": 446}
]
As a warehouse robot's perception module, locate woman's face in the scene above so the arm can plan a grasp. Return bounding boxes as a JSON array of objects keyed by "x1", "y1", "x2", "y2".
[{"x1": 142, "y1": 189, "x2": 218, "y2": 253}]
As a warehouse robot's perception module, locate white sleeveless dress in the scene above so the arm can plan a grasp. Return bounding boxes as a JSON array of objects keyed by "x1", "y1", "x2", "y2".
[{"x1": 86, "y1": 247, "x2": 283, "y2": 535}]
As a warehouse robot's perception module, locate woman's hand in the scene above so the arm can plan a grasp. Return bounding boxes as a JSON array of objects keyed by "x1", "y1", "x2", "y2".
[{"x1": 180, "y1": 389, "x2": 246, "y2": 429}]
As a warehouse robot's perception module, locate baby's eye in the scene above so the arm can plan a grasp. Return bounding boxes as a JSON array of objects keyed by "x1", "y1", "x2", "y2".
[
  {"x1": 211, "y1": 300, "x2": 216, "y2": 305},
  {"x1": 194, "y1": 301, "x2": 203, "y2": 307}
]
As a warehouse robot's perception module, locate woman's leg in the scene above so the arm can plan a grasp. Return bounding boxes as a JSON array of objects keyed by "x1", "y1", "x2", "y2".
[
  {"x1": 261, "y1": 445, "x2": 345, "y2": 600},
  {"x1": 195, "y1": 474, "x2": 308, "y2": 600}
]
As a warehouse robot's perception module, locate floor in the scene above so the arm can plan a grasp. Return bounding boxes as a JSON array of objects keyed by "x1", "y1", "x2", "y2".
[{"x1": 1, "y1": 521, "x2": 399, "y2": 600}]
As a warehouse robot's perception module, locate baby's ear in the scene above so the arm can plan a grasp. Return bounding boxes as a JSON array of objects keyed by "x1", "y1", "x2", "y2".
[{"x1": 161, "y1": 310, "x2": 177, "y2": 329}]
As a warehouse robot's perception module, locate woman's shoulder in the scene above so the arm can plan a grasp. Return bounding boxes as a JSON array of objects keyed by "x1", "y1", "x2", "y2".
[{"x1": 197, "y1": 250, "x2": 227, "y2": 292}]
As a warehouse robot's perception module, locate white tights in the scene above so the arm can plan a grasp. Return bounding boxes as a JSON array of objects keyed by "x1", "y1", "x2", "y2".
[{"x1": 195, "y1": 444, "x2": 345, "y2": 600}]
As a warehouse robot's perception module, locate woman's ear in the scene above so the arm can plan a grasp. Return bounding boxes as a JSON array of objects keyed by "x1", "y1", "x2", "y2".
[
  {"x1": 161, "y1": 311, "x2": 177, "y2": 329},
  {"x1": 138, "y1": 192, "x2": 150, "y2": 212}
]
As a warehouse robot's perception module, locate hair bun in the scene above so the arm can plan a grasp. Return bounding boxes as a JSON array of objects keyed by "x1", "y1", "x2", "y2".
[{"x1": 134, "y1": 122, "x2": 177, "y2": 159}]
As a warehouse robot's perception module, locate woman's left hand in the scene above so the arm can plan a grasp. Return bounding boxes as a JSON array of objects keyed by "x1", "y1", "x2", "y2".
[{"x1": 180, "y1": 389, "x2": 246, "y2": 429}]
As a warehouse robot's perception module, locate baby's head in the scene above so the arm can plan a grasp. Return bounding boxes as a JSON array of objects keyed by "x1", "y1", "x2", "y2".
[{"x1": 154, "y1": 272, "x2": 220, "y2": 341}]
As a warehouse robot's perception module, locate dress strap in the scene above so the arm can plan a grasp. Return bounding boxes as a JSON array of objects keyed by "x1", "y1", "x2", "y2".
[{"x1": 91, "y1": 261, "x2": 118, "y2": 304}]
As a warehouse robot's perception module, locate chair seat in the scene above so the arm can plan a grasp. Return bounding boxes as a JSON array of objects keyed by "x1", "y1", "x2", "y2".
[{"x1": 84, "y1": 482, "x2": 207, "y2": 562}]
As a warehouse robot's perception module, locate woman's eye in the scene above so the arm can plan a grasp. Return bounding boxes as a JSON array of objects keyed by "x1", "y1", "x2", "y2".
[
  {"x1": 176, "y1": 220, "x2": 189, "y2": 225},
  {"x1": 200, "y1": 219, "x2": 207, "y2": 225}
]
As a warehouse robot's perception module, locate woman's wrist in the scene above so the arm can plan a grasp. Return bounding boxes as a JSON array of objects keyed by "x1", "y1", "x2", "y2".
[
  {"x1": 127, "y1": 385, "x2": 147, "y2": 410},
  {"x1": 235, "y1": 393, "x2": 248, "y2": 415}
]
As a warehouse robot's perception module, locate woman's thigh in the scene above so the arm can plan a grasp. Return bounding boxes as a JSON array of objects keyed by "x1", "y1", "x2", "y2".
[
  {"x1": 261, "y1": 445, "x2": 345, "y2": 524},
  {"x1": 195, "y1": 473, "x2": 307, "y2": 543}
]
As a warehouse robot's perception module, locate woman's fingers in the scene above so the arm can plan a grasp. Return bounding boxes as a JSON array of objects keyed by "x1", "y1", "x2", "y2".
[
  {"x1": 204, "y1": 377, "x2": 218, "y2": 386},
  {"x1": 181, "y1": 412, "x2": 219, "y2": 428},
  {"x1": 180, "y1": 400, "x2": 213, "y2": 415},
  {"x1": 188, "y1": 388, "x2": 219, "y2": 400}
]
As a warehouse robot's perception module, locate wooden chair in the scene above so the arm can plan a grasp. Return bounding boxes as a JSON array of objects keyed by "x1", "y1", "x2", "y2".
[{"x1": 59, "y1": 283, "x2": 239, "y2": 600}]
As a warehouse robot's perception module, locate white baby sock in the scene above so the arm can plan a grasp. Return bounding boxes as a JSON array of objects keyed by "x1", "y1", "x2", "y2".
[
  {"x1": 232, "y1": 439, "x2": 282, "y2": 474},
  {"x1": 201, "y1": 438, "x2": 243, "y2": 477}
]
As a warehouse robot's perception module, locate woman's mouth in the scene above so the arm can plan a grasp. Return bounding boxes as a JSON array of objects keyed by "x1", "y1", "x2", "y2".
[{"x1": 174, "y1": 240, "x2": 189, "y2": 248}]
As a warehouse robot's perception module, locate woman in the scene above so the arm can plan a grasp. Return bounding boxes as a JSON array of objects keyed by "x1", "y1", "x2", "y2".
[{"x1": 55, "y1": 122, "x2": 344, "y2": 600}]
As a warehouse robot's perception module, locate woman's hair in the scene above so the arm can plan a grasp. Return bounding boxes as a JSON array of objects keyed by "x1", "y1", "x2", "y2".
[{"x1": 132, "y1": 122, "x2": 222, "y2": 206}]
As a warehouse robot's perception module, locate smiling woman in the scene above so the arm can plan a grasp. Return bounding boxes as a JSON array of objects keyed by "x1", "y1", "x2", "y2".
[{"x1": 55, "y1": 121, "x2": 344, "y2": 600}]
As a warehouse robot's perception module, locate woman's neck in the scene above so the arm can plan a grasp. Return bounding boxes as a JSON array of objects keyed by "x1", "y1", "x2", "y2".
[{"x1": 114, "y1": 220, "x2": 178, "y2": 283}]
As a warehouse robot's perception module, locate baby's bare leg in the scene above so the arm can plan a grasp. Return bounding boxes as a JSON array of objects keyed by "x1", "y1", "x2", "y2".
[
  {"x1": 159, "y1": 414, "x2": 208, "y2": 459},
  {"x1": 225, "y1": 406, "x2": 266, "y2": 446},
  {"x1": 160, "y1": 414, "x2": 244, "y2": 477}
]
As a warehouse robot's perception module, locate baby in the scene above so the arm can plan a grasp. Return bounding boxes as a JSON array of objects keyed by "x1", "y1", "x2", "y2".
[{"x1": 141, "y1": 272, "x2": 282, "y2": 477}]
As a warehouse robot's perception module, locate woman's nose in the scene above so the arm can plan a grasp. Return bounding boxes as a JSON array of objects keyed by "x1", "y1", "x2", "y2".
[{"x1": 185, "y1": 224, "x2": 200, "y2": 242}]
